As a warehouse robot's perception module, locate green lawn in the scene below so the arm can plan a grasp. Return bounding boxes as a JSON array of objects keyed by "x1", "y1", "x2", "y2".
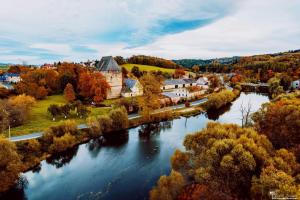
[
  {"x1": 0, "y1": 65, "x2": 9, "y2": 71},
  {"x1": 121, "y1": 64, "x2": 176, "y2": 74},
  {"x1": 9, "y1": 95, "x2": 111, "y2": 136}
]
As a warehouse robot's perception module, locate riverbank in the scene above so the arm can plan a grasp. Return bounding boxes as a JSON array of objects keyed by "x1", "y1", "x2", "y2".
[
  {"x1": 2, "y1": 89, "x2": 240, "y2": 196},
  {"x1": 1, "y1": 92, "x2": 270, "y2": 200}
]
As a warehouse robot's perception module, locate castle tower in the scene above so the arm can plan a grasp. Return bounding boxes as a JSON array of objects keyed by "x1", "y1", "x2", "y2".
[{"x1": 96, "y1": 56, "x2": 122, "y2": 99}]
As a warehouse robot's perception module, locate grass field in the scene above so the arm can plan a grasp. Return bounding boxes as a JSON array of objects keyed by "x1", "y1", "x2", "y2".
[
  {"x1": 122, "y1": 64, "x2": 176, "y2": 74},
  {"x1": 8, "y1": 95, "x2": 111, "y2": 136},
  {"x1": 0, "y1": 65, "x2": 9, "y2": 71}
]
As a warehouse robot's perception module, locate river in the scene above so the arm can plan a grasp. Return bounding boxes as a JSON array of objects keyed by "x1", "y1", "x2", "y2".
[{"x1": 3, "y1": 92, "x2": 270, "y2": 200}]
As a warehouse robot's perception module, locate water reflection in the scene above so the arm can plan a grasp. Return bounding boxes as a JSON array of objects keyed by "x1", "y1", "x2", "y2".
[
  {"x1": 206, "y1": 103, "x2": 232, "y2": 120},
  {"x1": 1, "y1": 93, "x2": 270, "y2": 200},
  {"x1": 46, "y1": 146, "x2": 79, "y2": 169},
  {"x1": 86, "y1": 131, "x2": 129, "y2": 158}
]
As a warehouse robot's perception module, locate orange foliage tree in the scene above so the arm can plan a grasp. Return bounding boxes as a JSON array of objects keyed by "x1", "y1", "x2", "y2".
[{"x1": 64, "y1": 83, "x2": 76, "y2": 102}]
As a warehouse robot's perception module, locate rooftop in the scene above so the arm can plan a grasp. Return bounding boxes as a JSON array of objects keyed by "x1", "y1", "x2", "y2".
[{"x1": 95, "y1": 56, "x2": 121, "y2": 72}]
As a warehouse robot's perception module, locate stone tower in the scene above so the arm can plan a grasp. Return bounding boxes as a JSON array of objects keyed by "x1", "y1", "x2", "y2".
[{"x1": 96, "y1": 56, "x2": 123, "y2": 99}]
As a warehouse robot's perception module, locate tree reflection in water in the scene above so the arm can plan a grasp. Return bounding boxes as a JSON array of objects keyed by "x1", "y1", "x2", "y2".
[
  {"x1": 138, "y1": 121, "x2": 172, "y2": 140},
  {"x1": 137, "y1": 121, "x2": 173, "y2": 161},
  {"x1": 206, "y1": 103, "x2": 232, "y2": 120},
  {"x1": 0, "y1": 176, "x2": 28, "y2": 200},
  {"x1": 86, "y1": 130, "x2": 129, "y2": 158},
  {"x1": 46, "y1": 146, "x2": 79, "y2": 169}
]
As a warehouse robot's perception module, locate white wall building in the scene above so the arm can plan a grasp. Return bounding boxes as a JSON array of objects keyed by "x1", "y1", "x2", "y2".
[{"x1": 121, "y1": 78, "x2": 143, "y2": 97}]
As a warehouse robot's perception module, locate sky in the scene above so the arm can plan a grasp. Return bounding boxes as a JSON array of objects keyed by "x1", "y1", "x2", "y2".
[{"x1": 0, "y1": 0, "x2": 300, "y2": 64}]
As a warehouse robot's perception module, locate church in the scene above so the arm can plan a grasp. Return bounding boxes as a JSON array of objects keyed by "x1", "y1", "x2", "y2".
[{"x1": 95, "y1": 56, "x2": 123, "y2": 99}]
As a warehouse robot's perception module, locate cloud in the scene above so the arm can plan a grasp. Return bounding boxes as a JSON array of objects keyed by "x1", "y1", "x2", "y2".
[{"x1": 0, "y1": 0, "x2": 299, "y2": 64}]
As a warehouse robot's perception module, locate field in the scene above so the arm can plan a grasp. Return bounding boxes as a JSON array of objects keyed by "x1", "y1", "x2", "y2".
[
  {"x1": 121, "y1": 64, "x2": 176, "y2": 73},
  {"x1": 0, "y1": 65, "x2": 9, "y2": 71},
  {"x1": 8, "y1": 95, "x2": 111, "y2": 136}
]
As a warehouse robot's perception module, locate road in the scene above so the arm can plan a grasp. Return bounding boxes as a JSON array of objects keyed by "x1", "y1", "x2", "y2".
[{"x1": 9, "y1": 97, "x2": 208, "y2": 142}]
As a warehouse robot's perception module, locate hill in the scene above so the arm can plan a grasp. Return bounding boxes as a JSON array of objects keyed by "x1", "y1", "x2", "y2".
[
  {"x1": 122, "y1": 64, "x2": 176, "y2": 73},
  {"x1": 173, "y1": 56, "x2": 240, "y2": 68}
]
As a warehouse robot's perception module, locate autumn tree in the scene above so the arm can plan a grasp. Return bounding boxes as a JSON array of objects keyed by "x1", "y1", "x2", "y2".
[
  {"x1": 0, "y1": 137, "x2": 23, "y2": 192},
  {"x1": 268, "y1": 77, "x2": 284, "y2": 98},
  {"x1": 64, "y1": 83, "x2": 76, "y2": 102},
  {"x1": 49, "y1": 133, "x2": 76, "y2": 154},
  {"x1": 174, "y1": 69, "x2": 186, "y2": 78},
  {"x1": 0, "y1": 103, "x2": 9, "y2": 133},
  {"x1": 204, "y1": 89, "x2": 236, "y2": 110},
  {"x1": 191, "y1": 65, "x2": 200, "y2": 73},
  {"x1": 252, "y1": 94, "x2": 300, "y2": 150},
  {"x1": 149, "y1": 170, "x2": 185, "y2": 200},
  {"x1": 138, "y1": 73, "x2": 162, "y2": 120},
  {"x1": 93, "y1": 72, "x2": 110, "y2": 103},
  {"x1": 109, "y1": 107, "x2": 128, "y2": 130},
  {"x1": 131, "y1": 66, "x2": 142, "y2": 78},
  {"x1": 155, "y1": 122, "x2": 300, "y2": 199},
  {"x1": 78, "y1": 71, "x2": 110, "y2": 102},
  {"x1": 48, "y1": 104, "x2": 61, "y2": 121}
]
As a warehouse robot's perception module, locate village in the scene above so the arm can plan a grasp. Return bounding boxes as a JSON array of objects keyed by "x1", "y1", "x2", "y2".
[{"x1": 0, "y1": 56, "x2": 215, "y2": 107}]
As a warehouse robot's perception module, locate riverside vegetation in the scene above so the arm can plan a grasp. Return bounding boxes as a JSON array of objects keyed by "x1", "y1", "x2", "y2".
[{"x1": 150, "y1": 91, "x2": 300, "y2": 200}]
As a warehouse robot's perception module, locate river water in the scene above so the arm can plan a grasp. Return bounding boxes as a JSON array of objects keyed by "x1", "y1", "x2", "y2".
[{"x1": 4, "y1": 92, "x2": 269, "y2": 200}]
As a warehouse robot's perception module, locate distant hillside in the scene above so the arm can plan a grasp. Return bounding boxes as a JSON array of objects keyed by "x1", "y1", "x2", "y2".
[
  {"x1": 173, "y1": 56, "x2": 240, "y2": 68},
  {"x1": 115, "y1": 55, "x2": 182, "y2": 69}
]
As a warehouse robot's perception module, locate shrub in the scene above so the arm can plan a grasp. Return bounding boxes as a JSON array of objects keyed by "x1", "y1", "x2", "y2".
[
  {"x1": 97, "y1": 115, "x2": 112, "y2": 133},
  {"x1": 49, "y1": 133, "x2": 76, "y2": 154},
  {"x1": 109, "y1": 107, "x2": 129, "y2": 131}
]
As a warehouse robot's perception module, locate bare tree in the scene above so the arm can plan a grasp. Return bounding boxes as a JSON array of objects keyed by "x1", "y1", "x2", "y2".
[{"x1": 240, "y1": 101, "x2": 253, "y2": 128}]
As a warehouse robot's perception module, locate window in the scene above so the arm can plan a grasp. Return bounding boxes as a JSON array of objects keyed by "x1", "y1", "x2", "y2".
[
  {"x1": 190, "y1": 83, "x2": 192, "y2": 86},
  {"x1": 163, "y1": 87, "x2": 165, "y2": 90},
  {"x1": 183, "y1": 84, "x2": 185, "y2": 87},
  {"x1": 175, "y1": 85, "x2": 178, "y2": 88}
]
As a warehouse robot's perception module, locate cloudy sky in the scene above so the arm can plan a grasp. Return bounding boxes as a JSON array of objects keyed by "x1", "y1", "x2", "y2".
[{"x1": 0, "y1": 0, "x2": 300, "y2": 64}]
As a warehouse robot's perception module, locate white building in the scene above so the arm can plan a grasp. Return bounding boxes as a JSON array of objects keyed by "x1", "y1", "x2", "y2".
[
  {"x1": 1, "y1": 73, "x2": 21, "y2": 83},
  {"x1": 291, "y1": 80, "x2": 300, "y2": 89},
  {"x1": 174, "y1": 86, "x2": 206, "y2": 100},
  {"x1": 161, "y1": 79, "x2": 197, "y2": 90},
  {"x1": 121, "y1": 78, "x2": 143, "y2": 97},
  {"x1": 196, "y1": 77, "x2": 209, "y2": 86}
]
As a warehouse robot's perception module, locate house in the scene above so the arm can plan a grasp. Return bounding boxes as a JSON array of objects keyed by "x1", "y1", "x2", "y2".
[
  {"x1": 174, "y1": 86, "x2": 205, "y2": 100},
  {"x1": 161, "y1": 79, "x2": 197, "y2": 90},
  {"x1": 95, "y1": 56, "x2": 123, "y2": 99},
  {"x1": 291, "y1": 80, "x2": 300, "y2": 89},
  {"x1": 196, "y1": 77, "x2": 209, "y2": 86},
  {"x1": 162, "y1": 92, "x2": 181, "y2": 104},
  {"x1": 121, "y1": 78, "x2": 143, "y2": 97},
  {"x1": 1, "y1": 73, "x2": 21, "y2": 83}
]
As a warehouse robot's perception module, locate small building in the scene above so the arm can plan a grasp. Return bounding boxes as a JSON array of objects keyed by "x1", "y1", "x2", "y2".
[
  {"x1": 1, "y1": 73, "x2": 21, "y2": 83},
  {"x1": 175, "y1": 86, "x2": 205, "y2": 100},
  {"x1": 162, "y1": 92, "x2": 181, "y2": 104},
  {"x1": 95, "y1": 56, "x2": 123, "y2": 99},
  {"x1": 161, "y1": 79, "x2": 197, "y2": 90},
  {"x1": 121, "y1": 78, "x2": 143, "y2": 97},
  {"x1": 291, "y1": 80, "x2": 300, "y2": 89},
  {"x1": 196, "y1": 77, "x2": 209, "y2": 86}
]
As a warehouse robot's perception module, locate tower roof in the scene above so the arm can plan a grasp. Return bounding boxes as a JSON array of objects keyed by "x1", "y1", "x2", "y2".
[{"x1": 96, "y1": 56, "x2": 121, "y2": 72}]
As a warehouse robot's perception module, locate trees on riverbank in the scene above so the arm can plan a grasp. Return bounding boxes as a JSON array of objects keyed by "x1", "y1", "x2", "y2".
[
  {"x1": 204, "y1": 89, "x2": 238, "y2": 110},
  {"x1": 150, "y1": 122, "x2": 300, "y2": 200},
  {"x1": 0, "y1": 137, "x2": 23, "y2": 193},
  {"x1": 253, "y1": 92, "x2": 300, "y2": 161}
]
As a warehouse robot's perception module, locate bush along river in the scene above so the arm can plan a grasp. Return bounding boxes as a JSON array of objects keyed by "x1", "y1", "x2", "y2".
[{"x1": 3, "y1": 92, "x2": 270, "y2": 200}]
